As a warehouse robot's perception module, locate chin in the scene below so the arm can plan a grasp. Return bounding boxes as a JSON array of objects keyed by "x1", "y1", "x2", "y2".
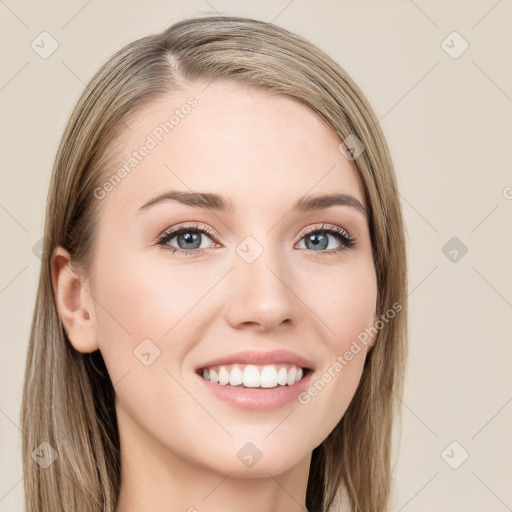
[{"x1": 198, "y1": 440, "x2": 311, "y2": 478}]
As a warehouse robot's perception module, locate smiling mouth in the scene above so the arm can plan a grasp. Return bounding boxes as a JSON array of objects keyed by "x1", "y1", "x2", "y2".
[{"x1": 196, "y1": 363, "x2": 311, "y2": 389}]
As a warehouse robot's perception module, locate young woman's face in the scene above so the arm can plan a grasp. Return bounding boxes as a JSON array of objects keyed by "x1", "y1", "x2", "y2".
[{"x1": 87, "y1": 81, "x2": 377, "y2": 477}]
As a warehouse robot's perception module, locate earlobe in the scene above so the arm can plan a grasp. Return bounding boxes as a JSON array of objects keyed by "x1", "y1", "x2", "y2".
[{"x1": 51, "y1": 246, "x2": 99, "y2": 353}]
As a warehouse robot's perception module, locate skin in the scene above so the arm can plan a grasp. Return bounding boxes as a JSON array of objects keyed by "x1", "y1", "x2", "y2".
[{"x1": 52, "y1": 80, "x2": 378, "y2": 512}]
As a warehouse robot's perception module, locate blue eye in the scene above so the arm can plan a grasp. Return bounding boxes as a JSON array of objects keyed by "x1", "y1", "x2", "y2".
[
  {"x1": 156, "y1": 223, "x2": 217, "y2": 255},
  {"x1": 296, "y1": 224, "x2": 356, "y2": 256},
  {"x1": 156, "y1": 222, "x2": 356, "y2": 256}
]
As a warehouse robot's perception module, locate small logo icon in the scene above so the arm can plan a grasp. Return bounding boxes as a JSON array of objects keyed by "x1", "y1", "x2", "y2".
[
  {"x1": 236, "y1": 236, "x2": 264, "y2": 264},
  {"x1": 236, "y1": 442, "x2": 262, "y2": 468},
  {"x1": 31, "y1": 31, "x2": 59, "y2": 59},
  {"x1": 133, "y1": 338, "x2": 161, "y2": 366},
  {"x1": 441, "y1": 441, "x2": 469, "y2": 469},
  {"x1": 31, "y1": 442, "x2": 58, "y2": 468},
  {"x1": 442, "y1": 237, "x2": 468, "y2": 263},
  {"x1": 338, "y1": 134, "x2": 365, "y2": 161},
  {"x1": 32, "y1": 237, "x2": 45, "y2": 260},
  {"x1": 441, "y1": 31, "x2": 469, "y2": 59}
]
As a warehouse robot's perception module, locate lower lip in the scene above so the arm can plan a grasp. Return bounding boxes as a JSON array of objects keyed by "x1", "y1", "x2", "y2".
[{"x1": 196, "y1": 370, "x2": 313, "y2": 411}]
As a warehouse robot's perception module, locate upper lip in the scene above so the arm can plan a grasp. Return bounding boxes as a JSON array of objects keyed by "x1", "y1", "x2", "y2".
[{"x1": 196, "y1": 349, "x2": 315, "y2": 371}]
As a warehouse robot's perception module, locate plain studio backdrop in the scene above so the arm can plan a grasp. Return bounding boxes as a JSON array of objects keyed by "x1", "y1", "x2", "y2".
[{"x1": 1, "y1": 1, "x2": 511, "y2": 511}]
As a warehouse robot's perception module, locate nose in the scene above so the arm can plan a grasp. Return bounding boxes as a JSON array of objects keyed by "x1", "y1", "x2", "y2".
[{"x1": 223, "y1": 243, "x2": 298, "y2": 332}]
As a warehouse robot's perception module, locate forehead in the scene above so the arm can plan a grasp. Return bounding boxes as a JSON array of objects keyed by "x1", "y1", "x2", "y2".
[{"x1": 96, "y1": 81, "x2": 366, "y2": 220}]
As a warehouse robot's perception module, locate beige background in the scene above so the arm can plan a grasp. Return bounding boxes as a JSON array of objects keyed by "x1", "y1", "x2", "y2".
[{"x1": 1, "y1": 1, "x2": 511, "y2": 510}]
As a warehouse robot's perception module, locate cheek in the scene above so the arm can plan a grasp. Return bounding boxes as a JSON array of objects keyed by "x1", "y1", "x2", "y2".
[
  {"x1": 89, "y1": 253, "x2": 214, "y2": 452},
  {"x1": 301, "y1": 256, "x2": 378, "y2": 346},
  {"x1": 292, "y1": 258, "x2": 377, "y2": 442},
  {"x1": 91, "y1": 250, "x2": 222, "y2": 377}
]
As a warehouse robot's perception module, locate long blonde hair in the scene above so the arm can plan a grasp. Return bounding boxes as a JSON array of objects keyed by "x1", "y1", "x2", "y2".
[{"x1": 21, "y1": 15, "x2": 407, "y2": 512}]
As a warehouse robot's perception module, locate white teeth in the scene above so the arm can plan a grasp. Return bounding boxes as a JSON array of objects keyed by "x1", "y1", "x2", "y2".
[
  {"x1": 243, "y1": 365, "x2": 260, "y2": 387},
  {"x1": 218, "y1": 367, "x2": 230, "y2": 385},
  {"x1": 229, "y1": 366, "x2": 243, "y2": 386},
  {"x1": 200, "y1": 363, "x2": 306, "y2": 388},
  {"x1": 286, "y1": 366, "x2": 296, "y2": 385},
  {"x1": 260, "y1": 366, "x2": 278, "y2": 388}
]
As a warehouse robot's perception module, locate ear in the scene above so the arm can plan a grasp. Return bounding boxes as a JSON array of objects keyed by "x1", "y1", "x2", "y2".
[{"x1": 51, "y1": 246, "x2": 99, "y2": 353}]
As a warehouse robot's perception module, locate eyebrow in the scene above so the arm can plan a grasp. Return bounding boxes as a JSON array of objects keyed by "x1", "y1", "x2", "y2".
[{"x1": 136, "y1": 190, "x2": 368, "y2": 218}]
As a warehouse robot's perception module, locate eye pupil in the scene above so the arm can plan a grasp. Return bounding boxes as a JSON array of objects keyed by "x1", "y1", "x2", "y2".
[
  {"x1": 178, "y1": 231, "x2": 201, "y2": 250},
  {"x1": 306, "y1": 232, "x2": 328, "y2": 251}
]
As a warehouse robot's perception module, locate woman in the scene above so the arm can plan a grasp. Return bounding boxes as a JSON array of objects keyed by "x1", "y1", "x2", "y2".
[{"x1": 21, "y1": 15, "x2": 408, "y2": 512}]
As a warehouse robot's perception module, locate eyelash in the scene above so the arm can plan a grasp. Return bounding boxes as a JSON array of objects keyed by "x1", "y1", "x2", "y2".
[{"x1": 155, "y1": 222, "x2": 356, "y2": 257}]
